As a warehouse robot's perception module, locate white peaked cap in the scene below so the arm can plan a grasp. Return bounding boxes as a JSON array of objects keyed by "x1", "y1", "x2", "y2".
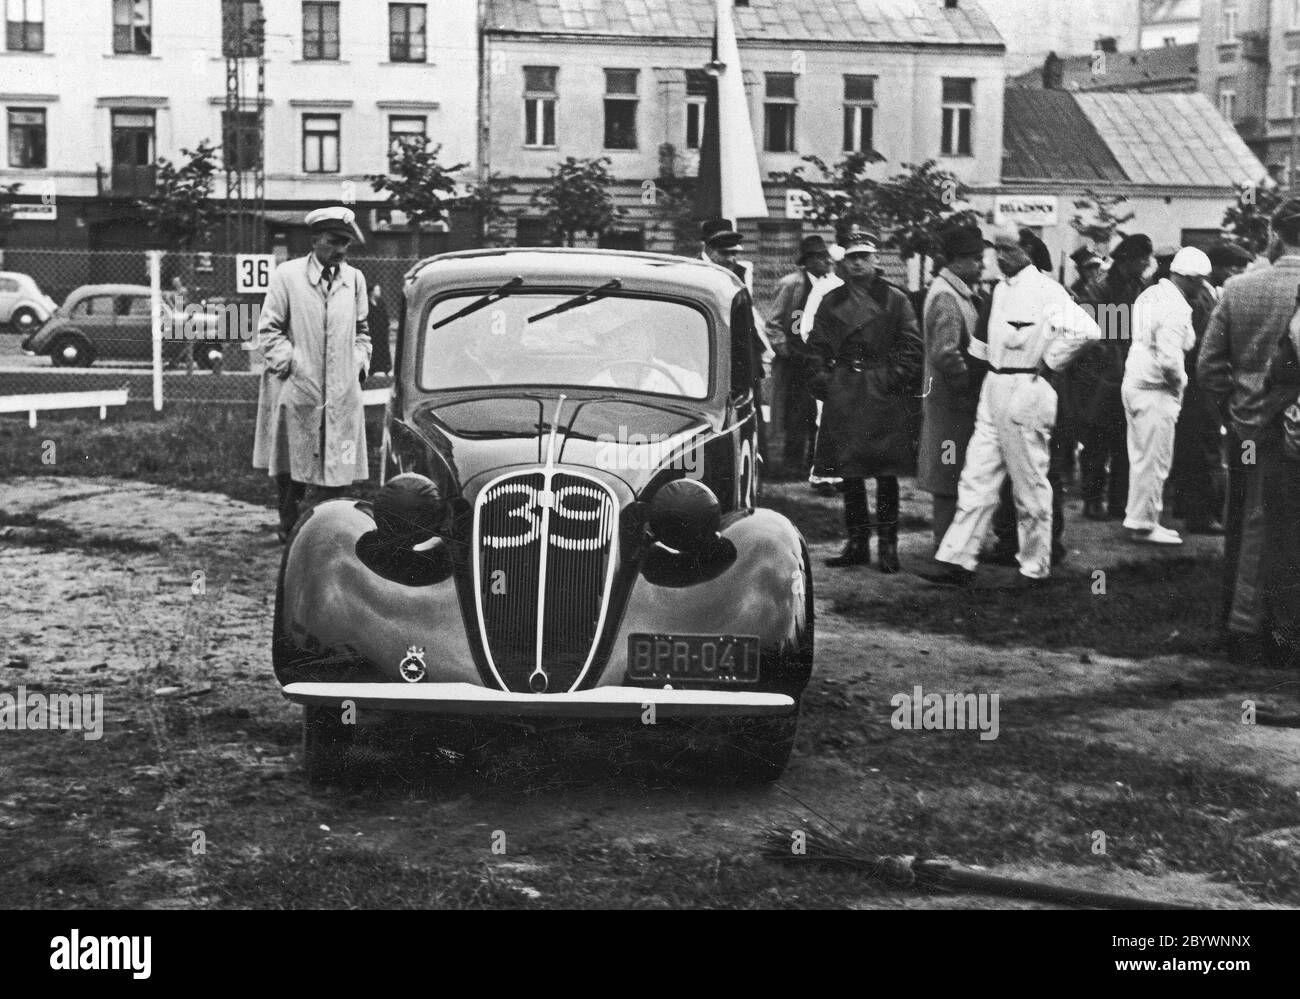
[
  {"x1": 304, "y1": 206, "x2": 365, "y2": 244},
  {"x1": 1170, "y1": 246, "x2": 1211, "y2": 277}
]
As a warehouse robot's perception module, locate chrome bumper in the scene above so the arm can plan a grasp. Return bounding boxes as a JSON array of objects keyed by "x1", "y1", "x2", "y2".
[{"x1": 281, "y1": 681, "x2": 796, "y2": 719}]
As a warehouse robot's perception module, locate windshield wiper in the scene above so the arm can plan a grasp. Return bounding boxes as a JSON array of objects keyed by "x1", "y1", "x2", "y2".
[
  {"x1": 526, "y1": 279, "x2": 621, "y2": 324},
  {"x1": 432, "y1": 276, "x2": 524, "y2": 330}
]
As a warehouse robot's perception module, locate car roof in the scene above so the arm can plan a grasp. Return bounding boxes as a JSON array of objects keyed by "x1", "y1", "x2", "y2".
[
  {"x1": 0, "y1": 271, "x2": 38, "y2": 282},
  {"x1": 66, "y1": 284, "x2": 152, "y2": 297},
  {"x1": 404, "y1": 248, "x2": 743, "y2": 304}
]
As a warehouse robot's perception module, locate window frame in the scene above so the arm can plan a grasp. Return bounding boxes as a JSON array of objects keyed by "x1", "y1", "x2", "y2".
[
  {"x1": 523, "y1": 65, "x2": 557, "y2": 148},
  {"x1": 7, "y1": 106, "x2": 45, "y2": 168},
  {"x1": 940, "y1": 77, "x2": 974, "y2": 157},
  {"x1": 1222, "y1": 7, "x2": 1239, "y2": 44},
  {"x1": 222, "y1": 109, "x2": 262, "y2": 172},
  {"x1": 763, "y1": 72, "x2": 797, "y2": 153},
  {"x1": 5, "y1": 0, "x2": 43, "y2": 52},
  {"x1": 685, "y1": 69, "x2": 707, "y2": 150},
  {"x1": 842, "y1": 74, "x2": 877, "y2": 154},
  {"x1": 302, "y1": 113, "x2": 341, "y2": 174},
  {"x1": 112, "y1": 0, "x2": 151, "y2": 55},
  {"x1": 222, "y1": 0, "x2": 263, "y2": 58},
  {"x1": 387, "y1": 114, "x2": 427, "y2": 155},
  {"x1": 302, "y1": 1, "x2": 340, "y2": 61},
  {"x1": 388, "y1": 2, "x2": 427, "y2": 63},
  {"x1": 602, "y1": 68, "x2": 639, "y2": 151}
]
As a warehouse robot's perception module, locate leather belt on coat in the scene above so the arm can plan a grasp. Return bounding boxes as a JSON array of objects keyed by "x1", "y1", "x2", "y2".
[{"x1": 828, "y1": 356, "x2": 890, "y2": 373}]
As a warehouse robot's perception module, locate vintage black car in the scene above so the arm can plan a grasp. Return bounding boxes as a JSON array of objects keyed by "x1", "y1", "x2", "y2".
[{"x1": 273, "y1": 248, "x2": 814, "y2": 782}]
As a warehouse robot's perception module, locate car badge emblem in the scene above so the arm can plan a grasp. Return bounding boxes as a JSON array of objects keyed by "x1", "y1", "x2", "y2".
[{"x1": 399, "y1": 646, "x2": 427, "y2": 683}]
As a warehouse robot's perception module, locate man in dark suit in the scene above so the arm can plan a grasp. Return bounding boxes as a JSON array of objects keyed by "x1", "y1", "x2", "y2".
[
  {"x1": 765, "y1": 234, "x2": 833, "y2": 477},
  {"x1": 1198, "y1": 201, "x2": 1300, "y2": 668}
]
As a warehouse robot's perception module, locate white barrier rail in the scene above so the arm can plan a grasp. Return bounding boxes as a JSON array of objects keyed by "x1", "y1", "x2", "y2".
[{"x1": 0, "y1": 388, "x2": 130, "y2": 428}]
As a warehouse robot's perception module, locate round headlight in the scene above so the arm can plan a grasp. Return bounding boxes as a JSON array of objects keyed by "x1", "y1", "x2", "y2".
[
  {"x1": 647, "y1": 479, "x2": 721, "y2": 553},
  {"x1": 374, "y1": 473, "x2": 448, "y2": 546}
]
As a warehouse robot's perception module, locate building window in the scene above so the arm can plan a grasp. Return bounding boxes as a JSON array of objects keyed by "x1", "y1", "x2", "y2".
[
  {"x1": 941, "y1": 77, "x2": 974, "y2": 156},
  {"x1": 685, "y1": 69, "x2": 708, "y2": 150},
  {"x1": 7, "y1": 107, "x2": 45, "y2": 167},
  {"x1": 222, "y1": 0, "x2": 263, "y2": 57},
  {"x1": 515, "y1": 217, "x2": 552, "y2": 246},
  {"x1": 222, "y1": 110, "x2": 261, "y2": 171},
  {"x1": 1293, "y1": 0, "x2": 1300, "y2": 28},
  {"x1": 303, "y1": 114, "x2": 340, "y2": 173},
  {"x1": 1289, "y1": 69, "x2": 1300, "y2": 118},
  {"x1": 523, "y1": 65, "x2": 557, "y2": 147},
  {"x1": 1222, "y1": 7, "x2": 1238, "y2": 43},
  {"x1": 110, "y1": 110, "x2": 155, "y2": 195},
  {"x1": 764, "y1": 72, "x2": 796, "y2": 153},
  {"x1": 113, "y1": 0, "x2": 151, "y2": 54},
  {"x1": 1211, "y1": 76, "x2": 1232, "y2": 119},
  {"x1": 302, "y1": 2, "x2": 339, "y2": 60},
  {"x1": 388, "y1": 115, "x2": 426, "y2": 155},
  {"x1": 5, "y1": 0, "x2": 43, "y2": 52},
  {"x1": 389, "y1": 3, "x2": 426, "y2": 62},
  {"x1": 843, "y1": 74, "x2": 876, "y2": 153},
  {"x1": 603, "y1": 68, "x2": 638, "y2": 149},
  {"x1": 1163, "y1": 36, "x2": 1176, "y2": 47}
]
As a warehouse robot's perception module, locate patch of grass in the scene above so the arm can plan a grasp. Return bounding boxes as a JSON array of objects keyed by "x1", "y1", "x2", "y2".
[
  {"x1": 0, "y1": 405, "x2": 385, "y2": 508},
  {"x1": 832, "y1": 556, "x2": 1224, "y2": 659}
]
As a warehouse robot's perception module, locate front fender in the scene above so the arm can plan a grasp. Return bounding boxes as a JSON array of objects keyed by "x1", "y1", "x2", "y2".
[{"x1": 594, "y1": 508, "x2": 813, "y2": 698}]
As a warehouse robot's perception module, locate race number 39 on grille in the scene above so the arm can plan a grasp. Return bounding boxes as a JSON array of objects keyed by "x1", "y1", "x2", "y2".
[
  {"x1": 236, "y1": 254, "x2": 276, "y2": 294},
  {"x1": 482, "y1": 483, "x2": 612, "y2": 551}
]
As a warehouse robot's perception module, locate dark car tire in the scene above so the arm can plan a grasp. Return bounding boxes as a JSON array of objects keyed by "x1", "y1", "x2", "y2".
[
  {"x1": 302, "y1": 704, "x2": 354, "y2": 786},
  {"x1": 10, "y1": 306, "x2": 40, "y2": 335},
  {"x1": 717, "y1": 712, "x2": 799, "y2": 784},
  {"x1": 50, "y1": 333, "x2": 93, "y2": 367}
]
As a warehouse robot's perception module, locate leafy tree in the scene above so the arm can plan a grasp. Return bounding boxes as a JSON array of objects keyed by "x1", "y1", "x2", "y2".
[
  {"x1": 463, "y1": 171, "x2": 519, "y2": 247},
  {"x1": 1069, "y1": 188, "x2": 1136, "y2": 249},
  {"x1": 368, "y1": 139, "x2": 468, "y2": 255},
  {"x1": 530, "y1": 156, "x2": 623, "y2": 247},
  {"x1": 771, "y1": 155, "x2": 980, "y2": 282},
  {"x1": 1221, "y1": 179, "x2": 1283, "y2": 254},
  {"x1": 138, "y1": 141, "x2": 221, "y2": 251}
]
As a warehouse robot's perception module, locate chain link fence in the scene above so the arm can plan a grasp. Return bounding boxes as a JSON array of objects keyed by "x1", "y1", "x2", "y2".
[
  {"x1": 0, "y1": 249, "x2": 410, "y2": 418},
  {"x1": 0, "y1": 243, "x2": 905, "y2": 424}
]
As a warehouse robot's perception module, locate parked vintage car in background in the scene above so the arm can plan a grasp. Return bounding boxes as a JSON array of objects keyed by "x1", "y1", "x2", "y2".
[
  {"x1": 21, "y1": 284, "x2": 237, "y2": 368},
  {"x1": 0, "y1": 271, "x2": 57, "y2": 335},
  {"x1": 273, "y1": 248, "x2": 815, "y2": 783}
]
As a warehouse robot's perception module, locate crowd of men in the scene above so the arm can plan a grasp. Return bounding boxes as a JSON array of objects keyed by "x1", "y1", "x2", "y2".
[{"x1": 744, "y1": 202, "x2": 1300, "y2": 671}]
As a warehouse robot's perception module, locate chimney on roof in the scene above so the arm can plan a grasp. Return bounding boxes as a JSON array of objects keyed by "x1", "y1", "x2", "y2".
[
  {"x1": 1095, "y1": 36, "x2": 1117, "y2": 54},
  {"x1": 1042, "y1": 51, "x2": 1063, "y2": 89},
  {"x1": 945, "y1": 0, "x2": 959, "y2": 7}
]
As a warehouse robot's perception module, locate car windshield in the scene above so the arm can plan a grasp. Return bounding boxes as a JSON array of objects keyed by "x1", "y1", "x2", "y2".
[{"x1": 420, "y1": 291, "x2": 711, "y2": 399}]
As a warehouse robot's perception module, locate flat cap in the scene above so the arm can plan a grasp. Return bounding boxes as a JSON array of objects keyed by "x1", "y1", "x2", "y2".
[
  {"x1": 1170, "y1": 246, "x2": 1211, "y2": 277},
  {"x1": 1206, "y1": 241, "x2": 1253, "y2": 269}
]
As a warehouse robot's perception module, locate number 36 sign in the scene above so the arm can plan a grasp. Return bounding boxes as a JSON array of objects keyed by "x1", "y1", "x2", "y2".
[{"x1": 236, "y1": 254, "x2": 277, "y2": 294}]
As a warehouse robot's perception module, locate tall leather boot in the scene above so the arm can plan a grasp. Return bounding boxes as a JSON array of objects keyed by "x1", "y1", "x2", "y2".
[
  {"x1": 875, "y1": 476, "x2": 901, "y2": 574},
  {"x1": 826, "y1": 478, "x2": 871, "y2": 566}
]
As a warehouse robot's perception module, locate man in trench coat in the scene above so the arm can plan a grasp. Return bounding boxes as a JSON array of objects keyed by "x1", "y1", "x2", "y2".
[
  {"x1": 917, "y1": 225, "x2": 986, "y2": 548},
  {"x1": 253, "y1": 206, "x2": 372, "y2": 541},
  {"x1": 807, "y1": 228, "x2": 923, "y2": 573}
]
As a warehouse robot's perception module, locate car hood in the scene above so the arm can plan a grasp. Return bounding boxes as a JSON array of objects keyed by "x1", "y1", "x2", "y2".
[{"x1": 405, "y1": 393, "x2": 714, "y2": 499}]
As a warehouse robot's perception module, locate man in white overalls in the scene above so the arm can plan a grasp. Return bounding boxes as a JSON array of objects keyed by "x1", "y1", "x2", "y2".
[{"x1": 919, "y1": 229, "x2": 1103, "y2": 588}]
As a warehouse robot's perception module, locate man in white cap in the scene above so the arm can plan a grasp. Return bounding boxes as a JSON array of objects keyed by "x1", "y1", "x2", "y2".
[
  {"x1": 920, "y1": 227, "x2": 1102, "y2": 588},
  {"x1": 1121, "y1": 246, "x2": 1211, "y2": 545},
  {"x1": 253, "y1": 205, "x2": 372, "y2": 541}
]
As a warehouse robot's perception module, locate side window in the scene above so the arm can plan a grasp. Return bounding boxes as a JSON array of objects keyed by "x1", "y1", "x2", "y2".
[
  {"x1": 125, "y1": 296, "x2": 152, "y2": 316},
  {"x1": 0, "y1": 277, "x2": 19, "y2": 294},
  {"x1": 73, "y1": 296, "x2": 115, "y2": 318},
  {"x1": 729, "y1": 292, "x2": 756, "y2": 397}
]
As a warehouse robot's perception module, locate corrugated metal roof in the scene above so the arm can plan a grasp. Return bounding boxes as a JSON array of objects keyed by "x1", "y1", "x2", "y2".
[
  {"x1": 1002, "y1": 89, "x2": 1127, "y2": 182},
  {"x1": 1075, "y1": 92, "x2": 1265, "y2": 187},
  {"x1": 485, "y1": 0, "x2": 1005, "y2": 45}
]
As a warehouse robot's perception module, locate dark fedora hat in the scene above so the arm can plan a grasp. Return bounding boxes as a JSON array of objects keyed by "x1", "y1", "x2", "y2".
[
  {"x1": 940, "y1": 225, "x2": 988, "y2": 259},
  {"x1": 1070, "y1": 245, "x2": 1102, "y2": 269},
  {"x1": 1018, "y1": 229, "x2": 1052, "y2": 272},
  {"x1": 1109, "y1": 233, "x2": 1154, "y2": 262},
  {"x1": 700, "y1": 217, "x2": 742, "y2": 249},
  {"x1": 1207, "y1": 240, "x2": 1253, "y2": 269},
  {"x1": 798, "y1": 234, "x2": 831, "y2": 263}
]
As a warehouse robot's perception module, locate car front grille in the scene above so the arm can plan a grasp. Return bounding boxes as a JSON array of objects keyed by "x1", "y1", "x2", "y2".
[{"x1": 474, "y1": 470, "x2": 618, "y2": 693}]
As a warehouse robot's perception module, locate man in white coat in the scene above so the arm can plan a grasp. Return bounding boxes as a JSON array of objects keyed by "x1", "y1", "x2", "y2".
[
  {"x1": 1121, "y1": 246, "x2": 1211, "y2": 545},
  {"x1": 919, "y1": 228, "x2": 1103, "y2": 588},
  {"x1": 253, "y1": 206, "x2": 372, "y2": 541}
]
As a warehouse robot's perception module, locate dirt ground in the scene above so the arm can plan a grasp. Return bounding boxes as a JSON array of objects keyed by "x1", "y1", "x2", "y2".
[{"x1": 1, "y1": 475, "x2": 1297, "y2": 909}]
